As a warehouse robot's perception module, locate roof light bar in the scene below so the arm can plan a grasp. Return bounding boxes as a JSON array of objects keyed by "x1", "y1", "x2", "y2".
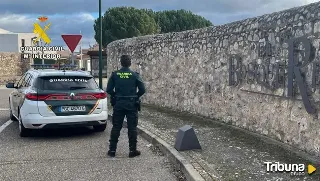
[{"x1": 31, "y1": 64, "x2": 78, "y2": 70}]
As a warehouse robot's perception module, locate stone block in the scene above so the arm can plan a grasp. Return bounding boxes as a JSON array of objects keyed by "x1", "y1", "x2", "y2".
[{"x1": 174, "y1": 125, "x2": 201, "y2": 151}]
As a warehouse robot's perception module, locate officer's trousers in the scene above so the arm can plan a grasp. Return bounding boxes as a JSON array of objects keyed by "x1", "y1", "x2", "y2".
[{"x1": 109, "y1": 101, "x2": 138, "y2": 151}]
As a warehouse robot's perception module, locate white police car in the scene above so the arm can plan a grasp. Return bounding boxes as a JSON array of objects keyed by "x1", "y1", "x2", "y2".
[{"x1": 6, "y1": 64, "x2": 108, "y2": 137}]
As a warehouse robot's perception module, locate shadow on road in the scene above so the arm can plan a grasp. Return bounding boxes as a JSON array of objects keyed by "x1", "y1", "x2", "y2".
[{"x1": 17, "y1": 125, "x2": 98, "y2": 139}]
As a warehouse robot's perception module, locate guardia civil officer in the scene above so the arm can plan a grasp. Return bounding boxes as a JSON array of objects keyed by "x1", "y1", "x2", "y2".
[{"x1": 106, "y1": 55, "x2": 145, "y2": 158}]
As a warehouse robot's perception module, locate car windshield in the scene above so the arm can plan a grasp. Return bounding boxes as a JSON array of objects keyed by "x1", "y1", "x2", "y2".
[{"x1": 36, "y1": 76, "x2": 99, "y2": 90}]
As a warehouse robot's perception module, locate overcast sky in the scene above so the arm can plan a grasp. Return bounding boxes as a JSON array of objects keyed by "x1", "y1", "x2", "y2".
[{"x1": 0, "y1": 0, "x2": 318, "y2": 50}]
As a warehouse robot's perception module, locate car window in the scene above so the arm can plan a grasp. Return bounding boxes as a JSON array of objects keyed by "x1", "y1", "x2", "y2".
[
  {"x1": 36, "y1": 76, "x2": 99, "y2": 90},
  {"x1": 16, "y1": 73, "x2": 27, "y2": 88}
]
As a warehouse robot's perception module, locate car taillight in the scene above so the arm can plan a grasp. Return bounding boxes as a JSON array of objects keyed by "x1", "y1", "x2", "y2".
[
  {"x1": 76, "y1": 92, "x2": 107, "y2": 100},
  {"x1": 93, "y1": 92, "x2": 107, "y2": 99},
  {"x1": 25, "y1": 93, "x2": 40, "y2": 101},
  {"x1": 25, "y1": 93, "x2": 69, "y2": 101},
  {"x1": 45, "y1": 94, "x2": 70, "y2": 100}
]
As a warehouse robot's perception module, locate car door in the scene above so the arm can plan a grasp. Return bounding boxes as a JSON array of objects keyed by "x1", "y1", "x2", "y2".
[
  {"x1": 11, "y1": 74, "x2": 27, "y2": 116},
  {"x1": 17, "y1": 73, "x2": 32, "y2": 112}
]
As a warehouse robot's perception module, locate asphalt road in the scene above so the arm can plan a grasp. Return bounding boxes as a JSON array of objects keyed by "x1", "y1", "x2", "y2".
[{"x1": 0, "y1": 88, "x2": 179, "y2": 181}]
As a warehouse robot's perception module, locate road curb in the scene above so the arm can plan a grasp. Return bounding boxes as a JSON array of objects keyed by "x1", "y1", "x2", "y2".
[{"x1": 108, "y1": 114, "x2": 205, "y2": 181}]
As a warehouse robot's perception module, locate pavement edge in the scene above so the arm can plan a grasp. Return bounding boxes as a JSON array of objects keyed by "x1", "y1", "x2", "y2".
[{"x1": 108, "y1": 114, "x2": 205, "y2": 181}]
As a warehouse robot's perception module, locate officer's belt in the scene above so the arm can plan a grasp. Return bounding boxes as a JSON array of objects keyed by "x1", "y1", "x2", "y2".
[{"x1": 115, "y1": 96, "x2": 138, "y2": 101}]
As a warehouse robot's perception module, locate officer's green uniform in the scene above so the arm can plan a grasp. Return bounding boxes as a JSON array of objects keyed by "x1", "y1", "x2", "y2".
[{"x1": 106, "y1": 67, "x2": 145, "y2": 152}]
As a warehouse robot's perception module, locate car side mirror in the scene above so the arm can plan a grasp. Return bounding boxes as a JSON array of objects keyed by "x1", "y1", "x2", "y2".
[{"x1": 6, "y1": 82, "x2": 15, "y2": 88}]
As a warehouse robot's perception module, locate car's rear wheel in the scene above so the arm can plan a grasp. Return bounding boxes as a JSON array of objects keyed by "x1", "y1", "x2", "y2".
[
  {"x1": 9, "y1": 99, "x2": 17, "y2": 121},
  {"x1": 93, "y1": 124, "x2": 106, "y2": 132},
  {"x1": 19, "y1": 113, "x2": 31, "y2": 137}
]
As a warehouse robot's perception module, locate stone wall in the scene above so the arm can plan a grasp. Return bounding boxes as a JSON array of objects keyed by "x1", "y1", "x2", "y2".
[
  {"x1": 0, "y1": 52, "x2": 30, "y2": 84},
  {"x1": 106, "y1": 2, "x2": 320, "y2": 157}
]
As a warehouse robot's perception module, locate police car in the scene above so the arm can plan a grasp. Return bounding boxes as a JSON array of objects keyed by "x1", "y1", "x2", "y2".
[{"x1": 6, "y1": 64, "x2": 108, "y2": 137}]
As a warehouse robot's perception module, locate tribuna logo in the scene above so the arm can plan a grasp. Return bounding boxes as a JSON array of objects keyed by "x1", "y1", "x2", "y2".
[{"x1": 264, "y1": 162, "x2": 305, "y2": 175}]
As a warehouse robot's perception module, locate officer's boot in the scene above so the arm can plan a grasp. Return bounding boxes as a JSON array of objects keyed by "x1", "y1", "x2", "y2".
[
  {"x1": 108, "y1": 139, "x2": 118, "y2": 157},
  {"x1": 107, "y1": 150, "x2": 116, "y2": 157},
  {"x1": 129, "y1": 142, "x2": 140, "y2": 158},
  {"x1": 129, "y1": 150, "x2": 141, "y2": 158}
]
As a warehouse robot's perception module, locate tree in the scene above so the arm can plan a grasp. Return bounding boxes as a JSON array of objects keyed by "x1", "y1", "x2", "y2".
[
  {"x1": 93, "y1": 7, "x2": 213, "y2": 46},
  {"x1": 94, "y1": 7, "x2": 160, "y2": 47},
  {"x1": 155, "y1": 10, "x2": 213, "y2": 33}
]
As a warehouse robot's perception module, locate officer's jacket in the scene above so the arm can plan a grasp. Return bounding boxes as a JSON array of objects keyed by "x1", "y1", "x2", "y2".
[{"x1": 106, "y1": 67, "x2": 145, "y2": 98}]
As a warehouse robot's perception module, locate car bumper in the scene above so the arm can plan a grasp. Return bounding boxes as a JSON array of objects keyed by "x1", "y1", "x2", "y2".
[{"x1": 22, "y1": 111, "x2": 108, "y2": 129}]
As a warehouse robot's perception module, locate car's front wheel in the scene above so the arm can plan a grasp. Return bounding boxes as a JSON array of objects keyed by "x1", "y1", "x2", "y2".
[
  {"x1": 19, "y1": 113, "x2": 31, "y2": 137},
  {"x1": 93, "y1": 124, "x2": 106, "y2": 132}
]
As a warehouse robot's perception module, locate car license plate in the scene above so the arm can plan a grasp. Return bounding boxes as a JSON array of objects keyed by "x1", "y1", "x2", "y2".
[{"x1": 60, "y1": 106, "x2": 86, "y2": 112}]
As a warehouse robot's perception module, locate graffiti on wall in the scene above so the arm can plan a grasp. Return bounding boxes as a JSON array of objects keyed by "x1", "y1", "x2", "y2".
[{"x1": 229, "y1": 35, "x2": 319, "y2": 114}]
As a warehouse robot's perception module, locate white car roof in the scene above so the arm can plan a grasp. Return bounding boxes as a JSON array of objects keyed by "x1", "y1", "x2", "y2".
[{"x1": 27, "y1": 69, "x2": 92, "y2": 78}]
